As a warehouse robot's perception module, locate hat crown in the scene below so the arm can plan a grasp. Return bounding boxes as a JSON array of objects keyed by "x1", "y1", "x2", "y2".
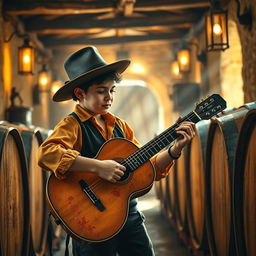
[{"x1": 64, "y1": 46, "x2": 108, "y2": 80}]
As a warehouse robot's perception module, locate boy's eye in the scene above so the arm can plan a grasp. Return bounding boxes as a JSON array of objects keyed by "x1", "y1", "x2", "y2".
[{"x1": 96, "y1": 90, "x2": 116, "y2": 94}]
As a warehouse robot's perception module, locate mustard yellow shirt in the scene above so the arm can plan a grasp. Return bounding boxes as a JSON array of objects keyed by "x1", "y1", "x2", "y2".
[{"x1": 38, "y1": 104, "x2": 172, "y2": 180}]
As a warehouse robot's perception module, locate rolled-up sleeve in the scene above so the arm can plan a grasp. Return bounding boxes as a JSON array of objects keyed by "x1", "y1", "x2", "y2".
[
  {"x1": 150, "y1": 157, "x2": 173, "y2": 181},
  {"x1": 38, "y1": 116, "x2": 82, "y2": 179}
]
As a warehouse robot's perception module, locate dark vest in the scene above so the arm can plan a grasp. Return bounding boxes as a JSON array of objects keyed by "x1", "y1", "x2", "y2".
[{"x1": 70, "y1": 112, "x2": 137, "y2": 212}]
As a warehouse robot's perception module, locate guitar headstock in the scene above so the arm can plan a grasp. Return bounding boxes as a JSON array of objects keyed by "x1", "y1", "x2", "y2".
[{"x1": 195, "y1": 94, "x2": 226, "y2": 120}]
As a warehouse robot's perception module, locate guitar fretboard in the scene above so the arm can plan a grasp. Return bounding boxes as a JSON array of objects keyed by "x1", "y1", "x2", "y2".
[{"x1": 121, "y1": 111, "x2": 201, "y2": 172}]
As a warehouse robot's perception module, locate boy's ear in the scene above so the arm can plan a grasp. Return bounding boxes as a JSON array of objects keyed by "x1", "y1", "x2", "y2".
[{"x1": 74, "y1": 88, "x2": 85, "y2": 100}]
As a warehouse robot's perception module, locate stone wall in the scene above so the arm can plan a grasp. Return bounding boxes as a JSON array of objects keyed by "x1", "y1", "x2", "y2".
[{"x1": 228, "y1": 0, "x2": 256, "y2": 102}]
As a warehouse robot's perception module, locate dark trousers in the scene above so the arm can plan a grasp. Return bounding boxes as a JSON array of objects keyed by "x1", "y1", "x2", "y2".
[{"x1": 72, "y1": 211, "x2": 154, "y2": 256}]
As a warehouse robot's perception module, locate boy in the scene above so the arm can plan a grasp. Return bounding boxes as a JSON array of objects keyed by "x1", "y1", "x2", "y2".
[{"x1": 38, "y1": 46, "x2": 196, "y2": 256}]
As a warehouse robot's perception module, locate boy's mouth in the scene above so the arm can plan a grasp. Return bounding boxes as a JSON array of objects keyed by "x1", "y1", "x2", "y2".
[{"x1": 102, "y1": 104, "x2": 111, "y2": 108}]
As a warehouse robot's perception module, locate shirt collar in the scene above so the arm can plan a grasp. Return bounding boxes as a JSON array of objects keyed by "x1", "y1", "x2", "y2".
[{"x1": 74, "y1": 104, "x2": 116, "y2": 124}]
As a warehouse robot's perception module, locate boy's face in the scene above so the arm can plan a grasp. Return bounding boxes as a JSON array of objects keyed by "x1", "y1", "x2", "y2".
[{"x1": 78, "y1": 80, "x2": 116, "y2": 115}]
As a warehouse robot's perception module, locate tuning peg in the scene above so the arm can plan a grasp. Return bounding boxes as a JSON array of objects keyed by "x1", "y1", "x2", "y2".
[
  {"x1": 201, "y1": 98, "x2": 205, "y2": 102},
  {"x1": 195, "y1": 101, "x2": 199, "y2": 106}
]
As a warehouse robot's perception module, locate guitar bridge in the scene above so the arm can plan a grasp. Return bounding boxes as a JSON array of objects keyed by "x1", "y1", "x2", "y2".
[{"x1": 79, "y1": 179, "x2": 105, "y2": 212}]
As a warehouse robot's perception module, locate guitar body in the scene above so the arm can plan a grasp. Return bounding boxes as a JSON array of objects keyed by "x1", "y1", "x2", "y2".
[
  {"x1": 46, "y1": 94, "x2": 227, "y2": 243},
  {"x1": 46, "y1": 138, "x2": 156, "y2": 242}
]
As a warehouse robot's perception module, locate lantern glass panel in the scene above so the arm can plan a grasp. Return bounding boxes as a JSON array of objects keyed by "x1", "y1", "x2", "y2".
[
  {"x1": 171, "y1": 61, "x2": 183, "y2": 80},
  {"x1": 177, "y1": 49, "x2": 190, "y2": 72},
  {"x1": 38, "y1": 71, "x2": 49, "y2": 89},
  {"x1": 18, "y1": 45, "x2": 34, "y2": 74}
]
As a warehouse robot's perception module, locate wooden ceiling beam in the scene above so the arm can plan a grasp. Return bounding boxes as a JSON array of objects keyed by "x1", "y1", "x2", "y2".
[
  {"x1": 4, "y1": 2, "x2": 113, "y2": 15},
  {"x1": 29, "y1": 23, "x2": 193, "y2": 35},
  {"x1": 4, "y1": 0, "x2": 210, "y2": 15},
  {"x1": 24, "y1": 12, "x2": 201, "y2": 31},
  {"x1": 39, "y1": 32, "x2": 185, "y2": 47},
  {"x1": 135, "y1": 0, "x2": 210, "y2": 11}
]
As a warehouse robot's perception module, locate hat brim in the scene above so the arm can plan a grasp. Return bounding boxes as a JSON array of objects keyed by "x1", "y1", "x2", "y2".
[{"x1": 53, "y1": 59, "x2": 130, "y2": 102}]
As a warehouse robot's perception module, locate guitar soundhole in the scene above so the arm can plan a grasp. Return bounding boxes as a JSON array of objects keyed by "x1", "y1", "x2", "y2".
[
  {"x1": 119, "y1": 171, "x2": 130, "y2": 182},
  {"x1": 113, "y1": 158, "x2": 132, "y2": 184}
]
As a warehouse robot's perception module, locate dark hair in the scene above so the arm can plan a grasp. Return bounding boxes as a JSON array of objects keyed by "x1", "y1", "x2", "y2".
[{"x1": 72, "y1": 72, "x2": 122, "y2": 101}]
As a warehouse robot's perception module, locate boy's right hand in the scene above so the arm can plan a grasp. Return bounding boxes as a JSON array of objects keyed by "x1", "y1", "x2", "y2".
[{"x1": 96, "y1": 160, "x2": 126, "y2": 183}]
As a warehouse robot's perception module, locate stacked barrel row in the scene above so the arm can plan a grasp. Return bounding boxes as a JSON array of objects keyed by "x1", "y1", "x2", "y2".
[
  {"x1": 0, "y1": 123, "x2": 51, "y2": 256},
  {"x1": 155, "y1": 102, "x2": 256, "y2": 256}
]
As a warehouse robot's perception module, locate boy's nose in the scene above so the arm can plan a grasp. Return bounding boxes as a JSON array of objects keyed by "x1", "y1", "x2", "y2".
[{"x1": 105, "y1": 92, "x2": 112, "y2": 100}]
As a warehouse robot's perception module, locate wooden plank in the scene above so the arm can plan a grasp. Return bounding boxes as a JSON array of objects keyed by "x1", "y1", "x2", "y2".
[
  {"x1": 29, "y1": 22, "x2": 194, "y2": 35},
  {"x1": 23, "y1": 12, "x2": 201, "y2": 31},
  {"x1": 4, "y1": 1, "x2": 114, "y2": 15},
  {"x1": 38, "y1": 32, "x2": 185, "y2": 47},
  {"x1": 135, "y1": 0, "x2": 210, "y2": 11},
  {"x1": 4, "y1": 0, "x2": 210, "y2": 15}
]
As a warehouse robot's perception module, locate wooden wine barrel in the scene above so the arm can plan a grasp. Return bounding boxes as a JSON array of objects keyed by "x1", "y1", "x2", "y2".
[
  {"x1": 158, "y1": 176, "x2": 168, "y2": 212},
  {"x1": 0, "y1": 126, "x2": 30, "y2": 256},
  {"x1": 154, "y1": 180, "x2": 161, "y2": 200},
  {"x1": 20, "y1": 129, "x2": 49, "y2": 255},
  {"x1": 175, "y1": 146, "x2": 189, "y2": 232},
  {"x1": 165, "y1": 165, "x2": 176, "y2": 224},
  {"x1": 205, "y1": 104, "x2": 254, "y2": 256},
  {"x1": 186, "y1": 120, "x2": 211, "y2": 250},
  {"x1": 233, "y1": 106, "x2": 256, "y2": 256}
]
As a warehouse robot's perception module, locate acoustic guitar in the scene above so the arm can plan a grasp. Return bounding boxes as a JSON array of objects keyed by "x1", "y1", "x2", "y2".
[{"x1": 46, "y1": 94, "x2": 226, "y2": 242}]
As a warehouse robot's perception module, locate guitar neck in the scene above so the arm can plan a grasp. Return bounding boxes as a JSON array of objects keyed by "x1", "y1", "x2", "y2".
[{"x1": 122, "y1": 111, "x2": 201, "y2": 172}]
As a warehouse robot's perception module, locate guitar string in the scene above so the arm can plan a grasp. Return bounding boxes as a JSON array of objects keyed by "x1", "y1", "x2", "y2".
[
  {"x1": 120, "y1": 98, "x2": 222, "y2": 171},
  {"x1": 86, "y1": 113, "x2": 197, "y2": 192},
  {"x1": 87, "y1": 100, "x2": 222, "y2": 192},
  {"x1": 87, "y1": 111, "x2": 198, "y2": 191},
  {"x1": 122, "y1": 112, "x2": 198, "y2": 169}
]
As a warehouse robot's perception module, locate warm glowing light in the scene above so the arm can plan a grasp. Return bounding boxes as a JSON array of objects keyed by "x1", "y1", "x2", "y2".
[
  {"x1": 39, "y1": 75, "x2": 48, "y2": 87},
  {"x1": 180, "y1": 56, "x2": 188, "y2": 65},
  {"x1": 205, "y1": 10, "x2": 229, "y2": 51},
  {"x1": 177, "y1": 49, "x2": 190, "y2": 72},
  {"x1": 171, "y1": 61, "x2": 180, "y2": 78},
  {"x1": 3, "y1": 43, "x2": 12, "y2": 99},
  {"x1": 130, "y1": 63, "x2": 146, "y2": 74},
  {"x1": 51, "y1": 81, "x2": 62, "y2": 95},
  {"x1": 23, "y1": 54, "x2": 31, "y2": 63},
  {"x1": 213, "y1": 23, "x2": 223, "y2": 35},
  {"x1": 38, "y1": 65, "x2": 50, "y2": 88},
  {"x1": 18, "y1": 39, "x2": 34, "y2": 74}
]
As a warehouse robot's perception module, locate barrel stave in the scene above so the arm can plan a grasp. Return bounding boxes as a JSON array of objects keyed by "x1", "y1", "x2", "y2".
[
  {"x1": 0, "y1": 127, "x2": 30, "y2": 256},
  {"x1": 233, "y1": 109, "x2": 256, "y2": 256}
]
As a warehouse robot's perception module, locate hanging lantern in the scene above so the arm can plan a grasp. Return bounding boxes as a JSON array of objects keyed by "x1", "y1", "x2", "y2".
[
  {"x1": 38, "y1": 64, "x2": 50, "y2": 89},
  {"x1": 177, "y1": 48, "x2": 191, "y2": 73},
  {"x1": 18, "y1": 38, "x2": 34, "y2": 74},
  {"x1": 205, "y1": 7, "x2": 229, "y2": 51},
  {"x1": 171, "y1": 60, "x2": 182, "y2": 79}
]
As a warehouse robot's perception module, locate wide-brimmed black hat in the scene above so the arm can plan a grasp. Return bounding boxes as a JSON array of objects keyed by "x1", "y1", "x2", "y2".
[{"x1": 53, "y1": 46, "x2": 130, "y2": 102}]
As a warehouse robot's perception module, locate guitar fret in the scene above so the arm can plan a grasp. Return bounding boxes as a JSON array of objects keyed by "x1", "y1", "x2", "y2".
[
  {"x1": 124, "y1": 111, "x2": 203, "y2": 172},
  {"x1": 148, "y1": 148, "x2": 154, "y2": 155},
  {"x1": 163, "y1": 137, "x2": 169, "y2": 144},
  {"x1": 127, "y1": 160, "x2": 136, "y2": 170}
]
